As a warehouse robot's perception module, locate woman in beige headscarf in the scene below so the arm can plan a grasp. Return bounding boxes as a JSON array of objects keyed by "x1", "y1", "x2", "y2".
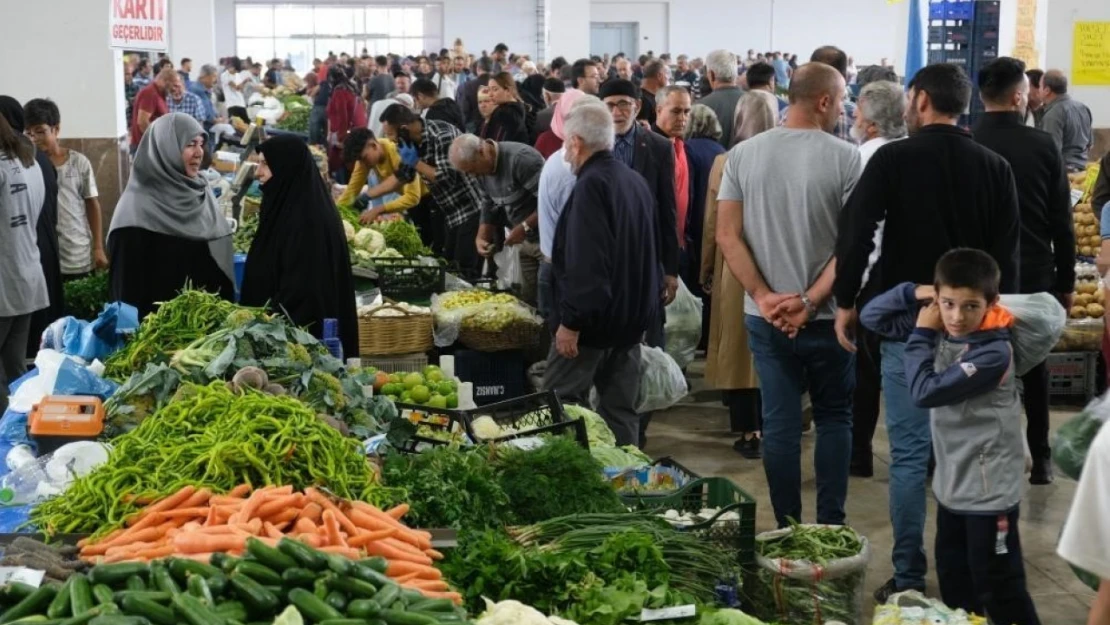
[{"x1": 701, "y1": 153, "x2": 761, "y2": 458}]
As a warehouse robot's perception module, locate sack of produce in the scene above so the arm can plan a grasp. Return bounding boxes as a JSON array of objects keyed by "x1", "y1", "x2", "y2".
[
  {"x1": 1053, "y1": 391, "x2": 1110, "y2": 480},
  {"x1": 749, "y1": 524, "x2": 870, "y2": 625},
  {"x1": 997, "y1": 293, "x2": 1066, "y2": 375},
  {"x1": 432, "y1": 290, "x2": 542, "y2": 350},
  {"x1": 636, "y1": 346, "x2": 689, "y2": 413},
  {"x1": 872, "y1": 590, "x2": 986, "y2": 625},
  {"x1": 665, "y1": 278, "x2": 703, "y2": 369}
]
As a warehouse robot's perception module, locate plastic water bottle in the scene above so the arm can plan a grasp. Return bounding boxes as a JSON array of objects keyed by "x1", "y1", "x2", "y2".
[
  {"x1": 322, "y1": 318, "x2": 343, "y2": 362},
  {"x1": 0, "y1": 458, "x2": 51, "y2": 505}
]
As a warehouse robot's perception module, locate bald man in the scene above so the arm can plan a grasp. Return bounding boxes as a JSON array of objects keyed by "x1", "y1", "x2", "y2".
[{"x1": 715, "y1": 61, "x2": 862, "y2": 529}]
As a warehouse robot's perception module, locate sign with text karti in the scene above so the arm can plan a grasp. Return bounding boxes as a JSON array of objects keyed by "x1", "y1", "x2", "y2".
[{"x1": 110, "y1": 0, "x2": 168, "y2": 51}]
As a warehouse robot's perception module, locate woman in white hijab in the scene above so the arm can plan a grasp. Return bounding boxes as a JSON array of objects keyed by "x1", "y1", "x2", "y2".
[{"x1": 108, "y1": 113, "x2": 234, "y2": 318}]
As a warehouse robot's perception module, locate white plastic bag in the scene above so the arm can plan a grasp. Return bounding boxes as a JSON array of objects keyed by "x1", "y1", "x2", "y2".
[
  {"x1": 664, "y1": 278, "x2": 703, "y2": 369},
  {"x1": 998, "y1": 293, "x2": 1066, "y2": 376},
  {"x1": 636, "y1": 346, "x2": 688, "y2": 413},
  {"x1": 494, "y1": 245, "x2": 522, "y2": 292}
]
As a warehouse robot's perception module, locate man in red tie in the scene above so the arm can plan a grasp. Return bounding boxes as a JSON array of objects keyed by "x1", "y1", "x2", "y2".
[{"x1": 655, "y1": 86, "x2": 693, "y2": 262}]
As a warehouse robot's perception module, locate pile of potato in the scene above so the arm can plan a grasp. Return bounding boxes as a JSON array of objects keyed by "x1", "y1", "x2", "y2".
[
  {"x1": 1071, "y1": 276, "x2": 1105, "y2": 319},
  {"x1": 1074, "y1": 202, "x2": 1101, "y2": 258}
]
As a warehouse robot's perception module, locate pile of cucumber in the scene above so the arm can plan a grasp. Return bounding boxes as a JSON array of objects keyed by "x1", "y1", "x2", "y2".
[{"x1": 0, "y1": 537, "x2": 468, "y2": 625}]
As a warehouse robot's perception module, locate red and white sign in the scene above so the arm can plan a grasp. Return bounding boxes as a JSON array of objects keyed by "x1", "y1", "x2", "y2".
[{"x1": 110, "y1": 0, "x2": 168, "y2": 51}]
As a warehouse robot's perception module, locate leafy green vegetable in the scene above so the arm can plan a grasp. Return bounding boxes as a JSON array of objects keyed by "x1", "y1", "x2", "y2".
[
  {"x1": 371, "y1": 219, "x2": 428, "y2": 257},
  {"x1": 276, "y1": 107, "x2": 310, "y2": 132},
  {"x1": 381, "y1": 446, "x2": 510, "y2": 530},
  {"x1": 103, "y1": 363, "x2": 184, "y2": 436},
  {"x1": 234, "y1": 213, "x2": 258, "y2": 253},
  {"x1": 563, "y1": 404, "x2": 616, "y2": 447},
  {"x1": 493, "y1": 438, "x2": 624, "y2": 525},
  {"x1": 63, "y1": 271, "x2": 110, "y2": 320},
  {"x1": 591, "y1": 445, "x2": 651, "y2": 469}
]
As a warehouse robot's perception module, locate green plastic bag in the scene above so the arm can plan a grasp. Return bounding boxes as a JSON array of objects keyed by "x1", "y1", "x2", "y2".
[{"x1": 1052, "y1": 393, "x2": 1109, "y2": 481}]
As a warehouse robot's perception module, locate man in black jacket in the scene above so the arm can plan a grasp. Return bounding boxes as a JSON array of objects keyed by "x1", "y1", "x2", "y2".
[
  {"x1": 832, "y1": 63, "x2": 1021, "y2": 604},
  {"x1": 543, "y1": 100, "x2": 660, "y2": 447},
  {"x1": 458, "y1": 57, "x2": 493, "y2": 134},
  {"x1": 973, "y1": 57, "x2": 1076, "y2": 485},
  {"x1": 411, "y1": 78, "x2": 465, "y2": 132}
]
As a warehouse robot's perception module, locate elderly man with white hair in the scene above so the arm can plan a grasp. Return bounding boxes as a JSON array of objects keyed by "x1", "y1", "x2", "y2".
[
  {"x1": 449, "y1": 134, "x2": 545, "y2": 305},
  {"x1": 697, "y1": 50, "x2": 742, "y2": 148},
  {"x1": 541, "y1": 101, "x2": 661, "y2": 448}
]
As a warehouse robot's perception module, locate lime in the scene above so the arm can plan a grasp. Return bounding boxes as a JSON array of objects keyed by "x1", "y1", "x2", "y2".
[
  {"x1": 423, "y1": 365, "x2": 442, "y2": 377},
  {"x1": 436, "y1": 382, "x2": 455, "y2": 396},
  {"x1": 403, "y1": 372, "x2": 424, "y2": 390},
  {"x1": 426, "y1": 370, "x2": 445, "y2": 384},
  {"x1": 446, "y1": 392, "x2": 459, "y2": 409},
  {"x1": 389, "y1": 373, "x2": 402, "y2": 384},
  {"x1": 410, "y1": 384, "x2": 431, "y2": 404},
  {"x1": 427, "y1": 394, "x2": 448, "y2": 409},
  {"x1": 400, "y1": 392, "x2": 413, "y2": 403}
]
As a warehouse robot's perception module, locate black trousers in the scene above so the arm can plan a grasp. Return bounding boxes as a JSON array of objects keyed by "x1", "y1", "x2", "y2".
[
  {"x1": 409, "y1": 196, "x2": 445, "y2": 258},
  {"x1": 724, "y1": 388, "x2": 762, "y2": 433},
  {"x1": 851, "y1": 323, "x2": 883, "y2": 462},
  {"x1": 1020, "y1": 360, "x2": 1051, "y2": 459},
  {"x1": 444, "y1": 213, "x2": 481, "y2": 281},
  {"x1": 936, "y1": 505, "x2": 1041, "y2": 625}
]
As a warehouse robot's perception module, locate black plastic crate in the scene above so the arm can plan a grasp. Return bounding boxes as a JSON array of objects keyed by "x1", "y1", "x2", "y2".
[
  {"x1": 928, "y1": 25, "x2": 945, "y2": 43},
  {"x1": 453, "y1": 348, "x2": 528, "y2": 406},
  {"x1": 390, "y1": 403, "x2": 471, "y2": 453},
  {"x1": 373, "y1": 258, "x2": 446, "y2": 305},
  {"x1": 467, "y1": 391, "x2": 589, "y2": 448},
  {"x1": 944, "y1": 24, "x2": 972, "y2": 44},
  {"x1": 974, "y1": 0, "x2": 1001, "y2": 24}
]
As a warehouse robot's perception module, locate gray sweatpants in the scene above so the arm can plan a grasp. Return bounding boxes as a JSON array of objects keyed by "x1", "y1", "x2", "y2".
[
  {"x1": 0, "y1": 314, "x2": 31, "y2": 415},
  {"x1": 542, "y1": 343, "x2": 642, "y2": 447}
]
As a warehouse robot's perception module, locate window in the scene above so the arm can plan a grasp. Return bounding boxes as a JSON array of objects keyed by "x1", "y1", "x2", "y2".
[{"x1": 235, "y1": 4, "x2": 433, "y2": 73}]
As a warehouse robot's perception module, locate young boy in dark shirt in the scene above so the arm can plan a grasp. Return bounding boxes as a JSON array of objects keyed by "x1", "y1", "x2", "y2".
[{"x1": 861, "y1": 248, "x2": 1041, "y2": 625}]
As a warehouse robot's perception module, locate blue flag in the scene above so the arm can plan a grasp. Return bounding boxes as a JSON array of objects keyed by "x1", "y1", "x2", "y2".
[{"x1": 905, "y1": 0, "x2": 926, "y2": 84}]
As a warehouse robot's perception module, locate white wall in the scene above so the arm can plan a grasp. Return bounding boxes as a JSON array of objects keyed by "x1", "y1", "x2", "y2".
[
  {"x1": 550, "y1": 0, "x2": 591, "y2": 61},
  {"x1": 590, "y1": 1, "x2": 668, "y2": 58},
  {"x1": 170, "y1": 0, "x2": 217, "y2": 77},
  {"x1": 1045, "y1": 0, "x2": 1110, "y2": 127},
  {"x1": 669, "y1": 0, "x2": 772, "y2": 61},
  {"x1": 1, "y1": 1, "x2": 125, "y2": 138}
]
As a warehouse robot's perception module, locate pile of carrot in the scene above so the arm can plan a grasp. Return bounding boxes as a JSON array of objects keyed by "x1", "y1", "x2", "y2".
[{"x1": 77, "y1": 484, "x2": 458, "y2": 602}]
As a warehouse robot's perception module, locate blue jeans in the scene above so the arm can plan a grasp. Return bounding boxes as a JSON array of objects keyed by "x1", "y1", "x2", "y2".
[
  {"x1": 745, "y1": 316, "x2": 854, "y2": 527},
  {"x1": 881, "y1": 340, "x2": 932, "y2": 590},
  {"x1": 537, "y1": 261, "x2": 553, "y2": 322}
]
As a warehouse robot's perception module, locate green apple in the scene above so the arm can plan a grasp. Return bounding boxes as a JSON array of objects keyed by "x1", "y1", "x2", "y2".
[
  {"x1": 446, "y1": 392, "x2": 459, "y2": 409},
  {"x1": 426, "y1": 394, "x2": 448, "y2": 409},
  {"x1": 403, "y1": 372, "x2": 424, "y2": 390},
  {"x1": 410, "y1": 385, "x2": 431, "y2": 404}
]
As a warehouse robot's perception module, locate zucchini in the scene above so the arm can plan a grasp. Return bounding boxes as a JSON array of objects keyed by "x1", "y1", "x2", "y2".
[
  {"x1": 47, "y1": 580, "x2": 72, "y2": 619},
  {"x1": 350, "y1": 568, "x2": 392, "y2": 589},
  {"x1": 111, "y1": 593, "x2": 169, "y2": 605},
  {"x1": 244, "y1": 540, "x2": 296, "y2": 573},
  {"x1": 327, "y1": 579, "x2": 377, "y2": 600},
  {"x1": 123, "y1": 578, "x2": 145, "y2": 593},
  {"x1": 324, "y1": 555, "x2": 351, "y2": 577},
  {"x1": 88, "y1": 563, "x2": 149, "y2": 588},
  {"x1": 212, "y1": 601, "x2": 247, "y2": 623},
  {"x1": 148, "y1": 564, "x2": 179, "y2": 596},
  {"x1": 279, "y1": 569, "x2": 316, "y2": 589},
  {"x1": 170, "y1": 594, "x2": 223, "y2": 625},
  {"x1": 378, "y1": 610, "x2": 438, "y2": 625},
  {"x1": 227, "y1": 575, "x2": 278, "y2": 618},
  {"x1": 425, "y1": 614, "x2": 463, "y2": 623},
  {"x1": 287, "y1": 589, "x2": 342, "y2": 623},
  {"x1": 88, "y1": 617, "x2": 151, "y2": 625},
  {"x1": 168, "y1": 560, "x2": 220, "y2": 584},
  {"x1": 323, "y1": 591, "x2": 347, "y2": 613},
  {"x1": 404, "y1": 599, "x2": 455, "y2": 613},
  {"x1": 119, "y1": 596, "x2": 175, "y2": 625},
  {"x1": 90, "y1": 586, "x2": 114, "y2": 608},
  {"x1": 57, "y1": 608, "x2": 101, "y2": 625},
  {"x1": 205, "y1": 574, "x2": 227, "y2": 598},
  {"x1": 344, "y1": 600, "x2": 381, "y2": 619},
  {"x1": 1, "y1": 584, "x2": 58, "y2": 624},
  {"x1": 68, "y1": 578, "x2": 92, "y2": 617},
  {"x1": 186, "y1": 576, "x2": 213, "y2": 607},
  {"x1": 313, "y1": 578, "x2": 331, "y2": 601},
  {"x1": 231, "y1": 563, "x2": 280, "y2": 587},
  {"x1": 398, "y1": 590, "x2": 424, "y2": 605},
  {"x1": 369, "y1": 585, "x2": 400, "y2": 609},
  {"x1": 2, "y1": 584, "x2": 40, "y2": 604},
  {"x1": 208, "y1": 554, "x2": 234, "y2": 571},
  {"x1": 358, "y1": 558, "x2": 388, "y2": 574},
  {"x1": 319, "y1": 621, "x2": 372, "y2": 625},
  {"x1": 276, "y1": 539, "x2": 326, "y2": 571}
]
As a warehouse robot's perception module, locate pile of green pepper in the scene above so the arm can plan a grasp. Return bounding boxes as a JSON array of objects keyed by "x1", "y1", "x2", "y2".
[
  {"x1": 32, "y1": 382, "x2": 391, "y2": 538},
  {"x1": 0, "y1": 537, "x2": 467, "y2": 625}
]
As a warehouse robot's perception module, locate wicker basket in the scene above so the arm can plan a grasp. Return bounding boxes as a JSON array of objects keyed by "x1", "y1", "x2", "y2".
[
  {"x1": 358, "y1": 303, "x2": 433, "y2": 356},
  {"x1": 458, "y1": 320, "x2": 542, "y2": 352}
]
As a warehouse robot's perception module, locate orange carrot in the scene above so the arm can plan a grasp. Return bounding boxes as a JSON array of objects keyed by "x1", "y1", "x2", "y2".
[
  {"x1": 264, "y1": 508, "x2": 300, "y2": 527},
  {"x1": 297, "y1": 534, "x2": 325, "y2": 548},
  {"x1": 366, "y1": 541, "x2": 433, "y2": 566},
  {"x1": 305, "y1": 489, "x2": 360, "y2": 537},
  {"x1": 172, "y1": 533, "x2": 247, "y2": 554},
  {"x1": 232, "y1": 491, "x2": 268, "y2": 524},
  {"x1": 293, "y1": 518, "x2": 317, "y2": 535},
  {"x1": 160, "y1": 507, "x2": 210, "y2": 519},
  {"x1": 346, "y1": 528, "x2": 396, "y2": 547},
  {"x1": 262, "y1": 522, "x2": 284, "y2": 540},
  {"x1": 351, "y1": 503, "x2": 431, "y2": 549},
  {"x1": 180, "y1": 488, "x2": 212, "y2": 509},
  {"x1": 381, "y1": 537, "x2": 431, "y2": 559},
  {"x1": 210, "y1": 496, "x2": 246, "y2": 507},
  {"x1": 105, "y1": 544, "x2": 175, "y2": 563},
  {"x1": 254, "y1": 495, "x2": 302, "y2": 519},
  {"x1": 424, "y1": 548, "x2": 445, "y2": 560},
  {"x1": 321, "y1": 510, "x2": 344, "y2": 547},
  {"x1": 135, "y1": 486, "x2": 196, "y2": 521},
  {"x1": 228, "y1": 484, "x2": 252, "y2": 498},
  {"x1": 402, "y1": 579, "x2": 450, "y2": 591},
  {"x1": 298, "y1": 502, "x2": 323, "y2": 523},
  {"x1": 346, "y1": 508, "x2": 395, "y2": 533},
  {"x1": 386, "y1": 560, "x2": 442, "y2": 579},
  {"x1": 394, "y1": 572, "x2": 420, "y2": 583},
  {"x1": 384, "y1": 503, "x2": 410, "y2": 520},
  {"x1": 415, "y1": 590, "x2": 463, "y2": 604}
]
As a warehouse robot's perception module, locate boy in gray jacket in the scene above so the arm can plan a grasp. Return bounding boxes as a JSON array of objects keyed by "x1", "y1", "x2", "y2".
[{"x1": 861, "y1": 248, "x2": 1040, "y2": 625}]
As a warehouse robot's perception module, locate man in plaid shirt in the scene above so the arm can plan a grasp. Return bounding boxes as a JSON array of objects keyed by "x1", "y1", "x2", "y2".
[
  {"x1": 377, "y1": 104, "x2": 485, "y2": 279},
  {"x1": 777, "y1": 45, "x2": 858, "y2": 143},
  {"x1": 166, "y1": 79, "x2": 208, "y2": 125}
]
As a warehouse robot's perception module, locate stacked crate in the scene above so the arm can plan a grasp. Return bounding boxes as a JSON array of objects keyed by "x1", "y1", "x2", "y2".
[{"x1": 926, "y1": 0, "x2": 1001, "y2": 125}]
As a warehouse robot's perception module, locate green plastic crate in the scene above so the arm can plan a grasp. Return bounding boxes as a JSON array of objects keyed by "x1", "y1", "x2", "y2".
[{"x1": 621, "y1": 477, "x2": 757, "y2": 569}]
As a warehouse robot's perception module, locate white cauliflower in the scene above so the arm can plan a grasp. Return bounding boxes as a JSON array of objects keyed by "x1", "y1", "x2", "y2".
[
  {"x1": 470, "y1": 416, "x2": 505, "y2": 439},
  {"x1": 353, "y1": 228, "x2": 386, "y2": 254},
  {"x1": 476, "y1": 599, "x2": 577, "y2": 625},
  {"x1": 371, "y1": 246, "x2": 403, "y2": 258},
  {"x1": 343, "y1": 220, "x2": 355, "y2": 242}
]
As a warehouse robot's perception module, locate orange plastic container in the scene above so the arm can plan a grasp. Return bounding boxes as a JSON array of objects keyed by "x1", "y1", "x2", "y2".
[{"x1": 28, "y1": 396, "x2": 105, "y2": 454}]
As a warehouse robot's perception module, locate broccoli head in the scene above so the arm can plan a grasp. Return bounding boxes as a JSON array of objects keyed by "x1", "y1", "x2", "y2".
[
  {"x1": 286, "y1": 343, "x2": 313, "y2": 367},
  {"x1": 225, "y1": 308, "x2": 257, "y2": 328},
  {"x1": 303, "y1": 371, "x2": 346, "y2": 412}
]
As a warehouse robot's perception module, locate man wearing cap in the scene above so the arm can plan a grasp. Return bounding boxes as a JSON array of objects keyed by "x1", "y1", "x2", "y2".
[{"x1": 532, "y1": 78, "x2": 566, "y2": 144}]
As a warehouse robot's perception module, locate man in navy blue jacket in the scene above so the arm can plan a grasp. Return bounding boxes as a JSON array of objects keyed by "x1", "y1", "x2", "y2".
[{"x1": 542, "y1": 100, "x2": 660, "y2": 447}]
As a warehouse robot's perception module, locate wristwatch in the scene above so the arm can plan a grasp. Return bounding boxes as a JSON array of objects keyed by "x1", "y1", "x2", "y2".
[{"x1": 799, "y1": 293, "x2": 818, "y2": 321}]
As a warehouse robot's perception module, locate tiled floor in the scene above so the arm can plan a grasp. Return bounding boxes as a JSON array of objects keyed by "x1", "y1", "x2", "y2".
[{"x1": 646, "y1": 362, "x2": 1095, "y2": 624}]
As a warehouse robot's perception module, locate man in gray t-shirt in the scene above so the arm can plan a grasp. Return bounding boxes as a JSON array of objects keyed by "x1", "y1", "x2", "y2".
[{"x1": 715, "y1": 63, "x2": 861, "y2": 529}]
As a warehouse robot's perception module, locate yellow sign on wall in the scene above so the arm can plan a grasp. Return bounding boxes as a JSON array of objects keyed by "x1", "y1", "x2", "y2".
[
  {"x1": 1073, "y1": 22, "x2": 1110, "y2": 85},
  {"x1": 1011, "y1": 0, "x2": 1038, "y2": 67}
]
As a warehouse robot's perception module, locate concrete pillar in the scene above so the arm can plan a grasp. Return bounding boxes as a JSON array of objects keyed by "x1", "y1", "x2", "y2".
[
  {"x1": 0, "y1": 1, "x2": 130, "y2": 218},
  {"x1": 170, "y1": 0, "x2": 218, "y2": 77}
]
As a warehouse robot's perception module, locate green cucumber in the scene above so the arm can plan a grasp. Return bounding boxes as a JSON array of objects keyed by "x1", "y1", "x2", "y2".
[
  {"x1": 324, "y1": 555, "x2": 352, "y2": 577},
  {"x1": 87, "y1": 563, "x2": 149, "y2": 588},
  {"x1": 90, "y1": 586, "x2": 114, "y2": 608},
  {"x1": 404, "y1": 599, "x2": 455, "y2": 613},
  {"x1": 68, "y1": 578, "x2": 92, "y2": 616},
  {"x1": 350, "y1": 568, "x2": 392, "y2": 589},
  {"x1": 170, "y1": 594, "x2": 223, "y2": 625},
  {"x1": 88, "y1": 616, "x2": 151, "y2": 625},
  {"x1": 231, "y1": 563, "x2": 280, "y2": 588},
  {"x1": 186, "y1": 576, "x2": 213, "y2": 607},
  {"x1": 110, "y1": 592, "x2": 169, "y2": 605},
  {"x1": 1, "y1": 584, "x2": 58, "y2": 624},
  {"x1": 313, "y1": 577, "x2": 331, "y2": 601},
  {"x1": 323, "y1": 591, "x2": 347, "y2": 613},
  {"x1": 279, "y1": 568, "x2": 316, "y2": 589},
  {"x1": 168, "y1": 560, "x2": 220, "y2": 584},
  {"x1": 212, "y1": 601, "x2": 247, "y2": 623},
  {"x1": 276, "y1": 539, "x2": 326, "y2": 571},
  {"x1": 377, "y1": 610, "x2": 438, "y2": 625},
  {"x1": 320, "y1": 621, "x2": 372, "y2": 625},
  {"x1": 207, "y1": 554, "x2": 233, "y2": 571},
  {"x1": 148, "y1": 564, "x2": 179, "y2": 596},
  {"x1": 119, "y1": 595, "x2": 175, "y2": 625},
  {"x1": 287, "y1": 589, "x2": 342, "y2": 623},
  {"x1": 244, "y1": 540, "x2": 296, "y2": 573},
  {"x1": 123, "y1": 578, "x2": 145, "y2": 593},
  {"x1": 344, "y1": 599, "x2": 381, "y2": 619},
  {"x1": 327, "y1": 579, "x2": 377, "y2": 600},
  {"x1": 358, "y1": 558, "x2": 388, "y2": 574},
  {"x1": 57, "y1": 608, "x2": 101, "y2": 625},
  {"x1": 2, "y1": 583, "x2": 40, "y2": 604},
  {"x1": 227, "y1": 575, "x2": 278, "y2": 618},
  {"x1": 47, "y1": 579, "x2": 73, "y2": 619},
  {"x1": 204, "y1": 574, "x2": 227, "y2": 598},
  {"x1": 369, "y1": 585, "x2": 400, "y2": 609}
]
